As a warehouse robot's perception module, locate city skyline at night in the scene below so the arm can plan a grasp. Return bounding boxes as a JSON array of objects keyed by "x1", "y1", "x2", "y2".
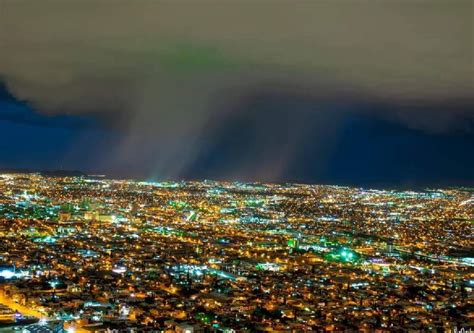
[{"x1": 0, "y1": 1, "x2": 472, "y2": 332}]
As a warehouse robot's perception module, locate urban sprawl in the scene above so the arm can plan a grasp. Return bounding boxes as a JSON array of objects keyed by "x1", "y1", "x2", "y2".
[{"x1": 0, "y1": 174, "x2": 472, "y2": 332}]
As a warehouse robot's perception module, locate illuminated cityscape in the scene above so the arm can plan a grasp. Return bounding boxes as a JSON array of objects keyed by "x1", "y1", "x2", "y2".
[
  {"x1": 0, "y1": 173, "x2": 472, "y2": 332},
  {"x1": 1, "y1": 1, "x2": 473, "y2": 332}
]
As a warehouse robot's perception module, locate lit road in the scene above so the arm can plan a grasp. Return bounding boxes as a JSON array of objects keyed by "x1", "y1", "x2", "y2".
[
  {"x1": 0, "y1": 289, "x2": 90, "y2": 333},
  {"x1": 0, "y1": 289, "x2": 47, "y2": 319}
]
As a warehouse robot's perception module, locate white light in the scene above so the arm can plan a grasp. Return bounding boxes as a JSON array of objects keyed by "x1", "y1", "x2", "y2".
[
  {"x1": 0, "y1": 270, "x2": 15, "y2": 279},
  {"x1": 112, "y1": 267, "x2": 127, "y2": 274}
]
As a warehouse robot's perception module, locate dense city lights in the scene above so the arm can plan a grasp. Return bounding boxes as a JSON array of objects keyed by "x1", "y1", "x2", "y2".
[{"x1": 0, "y1": 173, "x2": 472, "y2": 332}]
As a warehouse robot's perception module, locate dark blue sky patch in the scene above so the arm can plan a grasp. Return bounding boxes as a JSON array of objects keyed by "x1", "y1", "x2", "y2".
[{"x1": 0, "y1": 81, "x2": 473, "y2": 187}]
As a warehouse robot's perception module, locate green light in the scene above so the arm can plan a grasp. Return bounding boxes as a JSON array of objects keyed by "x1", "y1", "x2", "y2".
[{"x1": 287, "y1": 239, "x2": 297, "y2": 248}]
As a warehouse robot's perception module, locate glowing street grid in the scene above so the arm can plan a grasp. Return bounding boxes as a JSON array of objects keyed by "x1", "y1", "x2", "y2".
[{"x1": 0, "y1": 174, "x2": 472, "y2": 332}]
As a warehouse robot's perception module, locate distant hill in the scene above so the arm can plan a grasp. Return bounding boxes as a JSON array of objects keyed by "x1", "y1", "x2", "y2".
[{"x1": 0, "y1": 168, "x2": 87, "y2": 177}]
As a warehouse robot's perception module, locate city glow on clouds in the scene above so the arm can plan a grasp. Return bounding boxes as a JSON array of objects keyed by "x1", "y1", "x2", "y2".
[
  {"x1": 2, "y1": 1, "x2": 472, "y2": 105},
  {"x1": 0, "y1": 1, "x2": 472, "y2": 179}
]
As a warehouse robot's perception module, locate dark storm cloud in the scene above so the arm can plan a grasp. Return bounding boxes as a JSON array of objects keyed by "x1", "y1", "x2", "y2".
[{"x1": 0, "y1": 0, "x2": 472, "y2": 180}]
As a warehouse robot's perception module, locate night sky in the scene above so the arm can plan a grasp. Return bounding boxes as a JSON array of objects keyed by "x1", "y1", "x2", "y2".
[{"x1": 0, "y1": 1, "x2": 472, "y2": 188}]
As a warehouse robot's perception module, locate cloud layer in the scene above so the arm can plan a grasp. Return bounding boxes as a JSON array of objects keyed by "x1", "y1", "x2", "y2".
[{"x1": 0, "y1": 0, "x2": 472, "y2": 180}]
